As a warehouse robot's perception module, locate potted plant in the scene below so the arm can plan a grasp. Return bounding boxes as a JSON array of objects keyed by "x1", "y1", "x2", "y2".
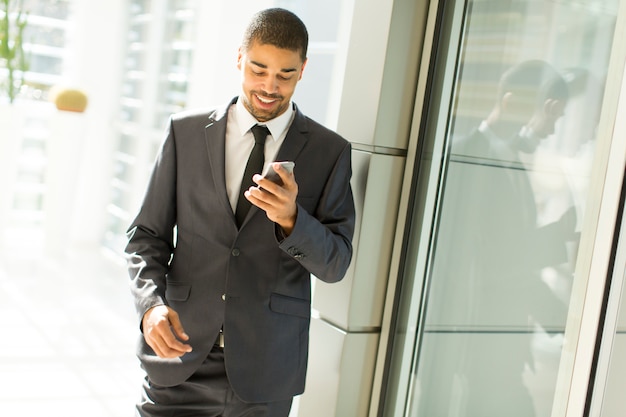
[{"x1": 0, "y1": 0, "x2": 28, "y2": 104}]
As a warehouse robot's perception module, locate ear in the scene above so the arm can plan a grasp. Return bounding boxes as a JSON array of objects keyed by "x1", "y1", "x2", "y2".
[
  {"x1": 500, "y1": 91, "x2": 513, "y2": 111},
  {"x1": 544, "y1": 98, "x2": 561, "y2": 117},
  {"x1": 298, "y1": 58, "x2": 308, "y2": 81},
  {"x1": 237, "y1": 47, "x2": 244, "y2": 70}
]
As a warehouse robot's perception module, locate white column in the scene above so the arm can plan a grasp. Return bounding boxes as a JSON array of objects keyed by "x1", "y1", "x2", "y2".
[
  {"x1": 60, "y1": 0, "x2": 128, "y2": 249},
  {"x1": 186, "y1": 1, "x2": 274, "y2": 109}
]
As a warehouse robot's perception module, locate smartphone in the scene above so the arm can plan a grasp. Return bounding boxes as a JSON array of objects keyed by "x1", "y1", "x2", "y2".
[{"x1": 262, "y1": 161, "x2": 295, "y2": 185}]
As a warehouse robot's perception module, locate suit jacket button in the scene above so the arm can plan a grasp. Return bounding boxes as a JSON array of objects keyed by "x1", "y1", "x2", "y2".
[
  {"x1": 222, "y1": 294, "x2": 226, "y2": 301},
  {"x1": 232, "y1": 248, "x2": 240, "y2": 256},
  {"x1": 288, "y1": 247, "x2": 304, "y2": 258}
]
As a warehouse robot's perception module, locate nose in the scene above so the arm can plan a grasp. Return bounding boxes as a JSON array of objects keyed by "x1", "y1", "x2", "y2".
[{"x1": 261, "y1": 76, "x2": 279, "y2": 94}]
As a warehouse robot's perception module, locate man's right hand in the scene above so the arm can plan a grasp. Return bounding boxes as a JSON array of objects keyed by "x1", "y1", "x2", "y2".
[{"x1": 142, "y1": 305, "x2": 193, "y2": 358}]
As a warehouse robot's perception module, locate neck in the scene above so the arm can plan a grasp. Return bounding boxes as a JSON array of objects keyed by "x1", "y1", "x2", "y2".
[{"x1": 484, "y1": 109, "x2": 521, "y2": 140}]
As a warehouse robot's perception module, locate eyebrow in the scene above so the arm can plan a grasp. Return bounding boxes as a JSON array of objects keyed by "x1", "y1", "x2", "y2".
[{"x1": 250, "y1": 59, "x2": 298, "y2": 73}]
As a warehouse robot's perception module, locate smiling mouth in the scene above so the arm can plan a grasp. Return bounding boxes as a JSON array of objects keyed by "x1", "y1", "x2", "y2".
[{"x1": 255, "y1": 94, "x2": 279, "y2": 104}]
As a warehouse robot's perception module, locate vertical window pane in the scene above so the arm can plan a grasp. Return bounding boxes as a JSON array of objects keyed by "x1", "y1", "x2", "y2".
[
  {"x1": 387, "y1": 0, "x2": 621, "y2": 416},
  {"x1": 601, "y1": 273, "x2": 626, "y2": 416}
]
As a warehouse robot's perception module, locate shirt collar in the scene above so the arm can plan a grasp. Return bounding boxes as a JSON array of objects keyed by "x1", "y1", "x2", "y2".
[
  {"x1": 478, "y1": 120, "x2": 500, "y2": 142},
  {"x1": 235, "y1": 97, "x2": 294, "y2": 141},
  {"x1": 478, "y1": 120, "x2": 519, "y2": 161}
]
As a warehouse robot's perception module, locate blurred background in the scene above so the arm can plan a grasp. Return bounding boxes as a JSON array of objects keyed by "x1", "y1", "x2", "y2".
[{"x1": 0, "y1": 0, "x2": 342, "y2": 415}]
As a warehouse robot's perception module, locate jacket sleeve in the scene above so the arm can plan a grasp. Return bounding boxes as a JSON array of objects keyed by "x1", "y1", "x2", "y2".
[
  {"x1": 125, "y1": 117, "x2": 178, "y2": 324},
  {"x1": 278, "y1": 142, "x2": 355, "y2": 283}
]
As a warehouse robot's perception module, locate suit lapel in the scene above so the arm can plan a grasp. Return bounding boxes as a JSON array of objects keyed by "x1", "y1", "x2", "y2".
[
  {"x1": 204, "y1": 98, "x2": 236, "y2": 219},
  {"x1": 274, "y1": 105, "x2": 309, "y2": 163}
]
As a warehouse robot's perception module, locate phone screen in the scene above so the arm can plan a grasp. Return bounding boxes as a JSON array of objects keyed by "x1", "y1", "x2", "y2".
[{"x1": 263, "y1": 161, "x2": 295, "y2": 185}]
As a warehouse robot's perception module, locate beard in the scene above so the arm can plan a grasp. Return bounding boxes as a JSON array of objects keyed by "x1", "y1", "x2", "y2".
[{"x1": 242, "y1": 91, "x2": 288, "y2": 122}]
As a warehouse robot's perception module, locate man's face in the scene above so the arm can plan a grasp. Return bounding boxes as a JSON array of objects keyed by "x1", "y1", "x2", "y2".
[
  {"x1": 237, "y1": 41, "x2": 307, "y2": 122},
  {"x1": 515, "y1": 98, "x2": 567, "y2": 153},
  {"x1": 526, "y1": 98, "x2": 566, "y2": 139}
]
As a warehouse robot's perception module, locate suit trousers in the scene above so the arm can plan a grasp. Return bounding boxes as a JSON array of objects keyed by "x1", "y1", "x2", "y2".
[{"x1": 136, "y1": 346, "x2": 293, "y2": 417}]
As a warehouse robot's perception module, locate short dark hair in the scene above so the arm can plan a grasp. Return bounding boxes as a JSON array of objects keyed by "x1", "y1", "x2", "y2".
[
  {"x1": 242, "y1": 8, "x2": 309, "y2": 62},
  {"x1": 498, "y1": 60, "x2": 569, "y2": 107}
]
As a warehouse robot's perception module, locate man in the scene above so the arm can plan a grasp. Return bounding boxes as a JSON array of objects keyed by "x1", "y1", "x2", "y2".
[
  {"x1": 447, "y1": 59, "x2": 574, "y2": 283},
  {"x1": 125, "y1": 8, "x2": 355, "y2": 417},
  {"x1": 421, "y1": 60, "x2": 575, "y2": 416}
]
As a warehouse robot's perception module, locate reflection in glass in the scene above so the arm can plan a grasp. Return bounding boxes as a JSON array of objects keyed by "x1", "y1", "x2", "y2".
[
  {"x1": 418, "y1": 60, "x2": 575, "y2": 417},
  {"x1": 389, "y1": 0, "x2": 619, "y2": 416}
]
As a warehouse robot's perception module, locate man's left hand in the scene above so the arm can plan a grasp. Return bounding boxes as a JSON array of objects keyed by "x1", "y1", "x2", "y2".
[{"x1": 245, "y1": 162, "x2": 298, "y2": 235}]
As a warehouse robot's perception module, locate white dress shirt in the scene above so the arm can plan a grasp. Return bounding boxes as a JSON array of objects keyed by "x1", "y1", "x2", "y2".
[{"x1": 225, "y1": 97, "x2": 295, "y2": 212}]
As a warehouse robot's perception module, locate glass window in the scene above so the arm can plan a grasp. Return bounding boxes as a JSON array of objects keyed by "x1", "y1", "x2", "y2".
[
  {"x1": 22, "y1": 0, "x2": 71, "y2": 19},
  {"x1": 130, "y1": 0, "x2": 152, "y2": 15},
  {"x1": 383, "y1": 0, "x2": 621, "y2": 416},
  {"x1": 597, "y1": 251, "x2": 626, "y2": 417},
  {"x1": 27, "y1": 54, "x2": 63, "y2": 75},
  {"x1": 23, "y1": 26, "x2": 66, "y2": 48},
  {"x1": 128, "y1": 21, "x2": 150, "y2": 43}
]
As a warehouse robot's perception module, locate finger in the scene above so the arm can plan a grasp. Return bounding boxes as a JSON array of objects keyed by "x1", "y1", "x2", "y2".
[
  {"x1": 159, "y1": 325, "x2": 192, "y2": 354},
  {"x1": 252, "y1": 174, "x2": 279, "y2": 195},
  {"x1": 168, "y1": 309, "x2": 190, "y2": 341},
  {"x1": 251, "y1": 174, "x2": 295, "y2": 202},
  {"x1": 145, "y1": 332, "x2": 167, "y2": 358},
  {"x1": 151, "y1": 329, "x2": 192, "y2": 358},
  {"x1": 274, "y1": 163, "x2": 295, "y2": 185},
  {"x1": 144, "y1": 308, "x2": 192, "y2": 357},
  {"x1": 247, "y1": 178, "x2": 296, "y2": 209},
  {"x1": 245, "y1": 188, "x2": 282, "y2": 215}
]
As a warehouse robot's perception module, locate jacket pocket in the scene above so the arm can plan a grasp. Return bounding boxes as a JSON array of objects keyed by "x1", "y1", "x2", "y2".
[
  {"x1": 165, "y1": 283, "x2": 191, "y2": 301},
  {"x1": 270, "y1": 293, "x2": 311, "y2": 319}
]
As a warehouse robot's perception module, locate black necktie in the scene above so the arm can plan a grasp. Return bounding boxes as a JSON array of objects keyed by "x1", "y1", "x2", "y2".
[{"x1": 235, "y1": 124, "x2": 269, "y2": 227}]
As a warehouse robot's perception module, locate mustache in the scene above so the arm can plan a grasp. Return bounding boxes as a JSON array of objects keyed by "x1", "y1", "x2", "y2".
[{"x1": 254, "y1": 91, "x2": 283, "y2": 100}]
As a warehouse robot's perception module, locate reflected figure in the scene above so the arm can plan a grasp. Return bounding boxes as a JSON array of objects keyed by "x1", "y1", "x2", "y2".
[{"x1": 418, "y1": 60, "x2": 578, "y2": 417}]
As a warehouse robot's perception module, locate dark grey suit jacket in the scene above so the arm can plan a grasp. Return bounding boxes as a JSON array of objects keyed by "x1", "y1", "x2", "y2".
[{"x1": 125, "y1": 97, "x2": 355, "y2": 403}]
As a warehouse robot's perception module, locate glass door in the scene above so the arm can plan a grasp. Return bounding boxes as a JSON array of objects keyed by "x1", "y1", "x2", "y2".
[
  {"x1": 590, "y1": 201, "x2": 626, "y2": 417},
  {"x1": 381, "y1": 0, "x2": 625, "y2": 416},
  {"x1": 588, "y1": 62, "x2": 626, "y2": 417}
]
